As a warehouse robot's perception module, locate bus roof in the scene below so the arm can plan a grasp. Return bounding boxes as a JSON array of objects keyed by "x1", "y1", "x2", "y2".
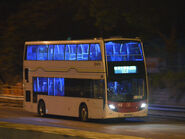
[
  {"x1": 25, "y1": 37, "x2": 141, "y2": 45},
  {"x1": 104, "y1": 37, "x2": 141, "y2": 42}
]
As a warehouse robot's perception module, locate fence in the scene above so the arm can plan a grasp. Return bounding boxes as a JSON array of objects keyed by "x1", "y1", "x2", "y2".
[{"x1": 0, "y1": 83, "x2": 23, "y2": 96}]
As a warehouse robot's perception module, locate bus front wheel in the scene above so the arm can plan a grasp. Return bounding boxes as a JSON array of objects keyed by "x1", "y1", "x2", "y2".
[
  {"x1": 79, "y1": 105, "x2": 88, "y2": 121},
  {"x1": 38, "y1": 101, "x2": 46, "y2": 117}
]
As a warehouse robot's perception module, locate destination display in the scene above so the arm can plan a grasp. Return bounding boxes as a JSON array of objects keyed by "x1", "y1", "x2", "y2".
[{"x1": 114, "y1": 66, "x2": 137, "y2": 74}]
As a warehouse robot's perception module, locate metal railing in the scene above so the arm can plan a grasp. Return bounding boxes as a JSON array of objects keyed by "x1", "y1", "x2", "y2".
[
  {"x1": 149, "y1": 104, "x2": 185, "y2": 112},
  {"x1": 148, "y1": 104, "x2": 185, "y2": 118}
]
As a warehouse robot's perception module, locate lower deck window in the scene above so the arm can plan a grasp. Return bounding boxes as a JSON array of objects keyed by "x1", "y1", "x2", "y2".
[
  {"x1": 33, "y1": 77, "x2": 104, "y2": 98},
  {"x1": 33, "y1": 77, "x2": 64, "y2": 96}
]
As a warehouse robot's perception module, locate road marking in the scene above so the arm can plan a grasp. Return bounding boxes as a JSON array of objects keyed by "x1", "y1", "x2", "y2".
[{"x1": 0, "y1": 121, "x2": 148, "y2": 139}]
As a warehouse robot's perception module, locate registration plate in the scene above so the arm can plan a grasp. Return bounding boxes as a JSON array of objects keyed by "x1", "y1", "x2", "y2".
[{"x1": 124, "y1": 114, "x2": 133, "y2": 117}]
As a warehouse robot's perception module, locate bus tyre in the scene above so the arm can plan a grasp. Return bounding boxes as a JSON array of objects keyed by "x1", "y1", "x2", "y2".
[
  {"x1": 79, "y1": 105, "x2": 88, "y2": 122},
  {"x1": 38, "y1": 101, "x2": 46, "y2": 117}
]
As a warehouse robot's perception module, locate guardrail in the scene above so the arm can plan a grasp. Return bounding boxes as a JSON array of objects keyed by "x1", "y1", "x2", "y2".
[
  {"x1": 0, "y1": 95, "x2": 23, "y2": 107},
  {"x1": 0, "y1": 95, "x2": 24, "y2": 100},
  {"x1": 0, "y1": 83, "x2": 23, "y2": 96},
  {"x1": 148, "y1": 104, "x2": 185, "y2": 118},
  {"x1": 149, "y1": 104, "x2": 185, "y2": 112}
]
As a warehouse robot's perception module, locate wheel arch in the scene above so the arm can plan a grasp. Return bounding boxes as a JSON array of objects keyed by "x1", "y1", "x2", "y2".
[
  {"x1": 38, "y1": 99, "x2": 45, "y2": 106},
  {"x1": 37, "y1": 99, "x2": 45, "y2": 114},
  {"x1": 79, "y1": 102, "x2": 88, "y2": 116}
]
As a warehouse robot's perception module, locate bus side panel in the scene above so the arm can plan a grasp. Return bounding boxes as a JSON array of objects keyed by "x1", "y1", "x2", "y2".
[
  {"x1": 38, "y1": 95, "x2": 104, "y2": 119},
  {"x1": 23, "y1": 78, "x2": 38, "y2": 113},
  {"x1": 24, "y1": 102, "x2": 37, "y2": 113},
  {"x1": 86, "y1": 98, "x2": 104, "y2": 119}
]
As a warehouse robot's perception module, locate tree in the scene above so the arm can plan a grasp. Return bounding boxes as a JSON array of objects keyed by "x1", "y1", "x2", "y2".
[
  {"x1": 87, "y1": 0, "x2": 185, "y2": 69},
  {"x1": 1, "y1": 0, "x2": 185, "y2": 83},
  {"x1": 0, "y1": 0, "x2": 80, "y2": 83},
  {"x1": 124, "y1": 1, "x2": 184, "y2": 69}
]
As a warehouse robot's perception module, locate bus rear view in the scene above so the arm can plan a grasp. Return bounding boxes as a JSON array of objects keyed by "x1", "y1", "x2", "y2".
[{"x1": 104, "y1": 38, "x2": 148, "y2": 118}]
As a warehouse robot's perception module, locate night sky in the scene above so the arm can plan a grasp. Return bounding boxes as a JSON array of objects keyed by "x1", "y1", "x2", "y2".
[
  {"x1": 1, "y1": 0, "x2": 185, "y2": 39},
  {"x1": 0, "y1": 0, "x2": 185, "y2": 83}
]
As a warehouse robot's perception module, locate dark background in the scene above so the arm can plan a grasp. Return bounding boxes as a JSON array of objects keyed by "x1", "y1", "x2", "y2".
[{"x1": 0, "y1": 0, "x2": 185, "y2": 105}]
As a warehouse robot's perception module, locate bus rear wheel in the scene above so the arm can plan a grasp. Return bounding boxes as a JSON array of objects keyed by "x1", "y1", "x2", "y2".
[
  {"x1": 38, "y1": 101, "x2": 46, "y2": 117},
  {"x1": 79, "y1": 105, "x2": 88, "y2": 122}
]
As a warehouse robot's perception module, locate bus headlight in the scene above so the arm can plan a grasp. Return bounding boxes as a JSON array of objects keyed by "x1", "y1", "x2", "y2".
[
  {"x1": 109, "y1": 104, "x2": 116, "y2": 110},
  {"x1": 140, "y1": 103, "x2": 147, "y2": 109}
]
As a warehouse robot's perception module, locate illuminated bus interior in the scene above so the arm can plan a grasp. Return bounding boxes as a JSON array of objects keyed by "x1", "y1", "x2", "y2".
[
  {"x1": 26, "y1": 43, "x2": 101, "y2": 61},
  {"x1": 105, "y1": 40, "x2": 146, "y2": 103},
  {"x1": 105, "y1": 41, "x2": 143, "y2": 61},
  {"x1": 33, "y1": 77, "x2": 104, "y2": 98},
  {"x1": 107, "y1": 78, "x2": 146, "y2": 102}
]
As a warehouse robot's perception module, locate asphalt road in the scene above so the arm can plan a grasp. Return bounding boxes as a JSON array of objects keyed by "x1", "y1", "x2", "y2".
[{"x1": 0, "y1": 104, "x2": 185, "y2": 139}]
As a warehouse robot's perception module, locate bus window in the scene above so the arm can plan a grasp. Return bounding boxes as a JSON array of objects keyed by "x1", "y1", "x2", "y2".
[
  {"x1": 77, "y1": 44, "x2": 89, "y2": 61},
  {"x1": 33, "y1": 77, "x2": 48, "y2": 93},
  {"x1": 106, "y1": 42, "x2": 124, "y2": 61},
  {"x1": 48, "y1": 45, "x2": 54, "y2": 60},
  {"x1": 65, "y1": 79, "x2": 82, "y2": 97},
  {"x1": 64, "y1": 79, "x2": 104, "y2": 98},
  {"x1": 26, "y1": 45, "x2": 37, "y2": 60},
  {"x1": 65, "y1": 44, "x2": 77, "y2": 60},
  {"x1": 54, "y1": 78, "x2": 64, "y2": 96},
  {"x1": 107, "y1": 79, "x2": 146, "y2": 102},
  {"x1": 105, "y1": 41, "x2": 143, "y2": 61},
  {"x1": 33, "y1": 78, "x2": 37, "y2": 92},
  {"x1": 127, "y1": 42, "x2": 143, "y2": 61},
  {"x1": 93, "y1": 80, "x2": 104, "y2": 98},
  {"x1": 37, "y1": 77, "x2": 48, "y2": 92},
  {"x1": 48, "y1": 78, "x2": 54, "y2": 96},
  {"x1": 54, "y1": 44, "x2": 65, "y2": 60},
  {"x1": 89, "y1": 44, "x2": 102, "y2": 61},
  {"x1": 37, "y1": 45, "x2": 48, "y2": 60}
]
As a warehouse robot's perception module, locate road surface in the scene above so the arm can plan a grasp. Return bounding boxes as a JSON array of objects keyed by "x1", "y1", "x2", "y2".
[{"x1": 0, "y1": 104, "x2": 185, "y2": 139}]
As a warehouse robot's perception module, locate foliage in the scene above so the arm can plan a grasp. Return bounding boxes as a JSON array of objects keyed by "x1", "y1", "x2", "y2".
[
  {"x1": 0, "y1": 0, "x2": 185, "y2": 83},
  {"x1": 149, "y1": 72, "x2": 185, "y2": 101}
]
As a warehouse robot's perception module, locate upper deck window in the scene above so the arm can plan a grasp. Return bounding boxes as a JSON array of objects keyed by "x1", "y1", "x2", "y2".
[
  {"x1": 54, "y1": 44, "x2": 65, "y2": 60},
  {"x1": 105, "y1": 41, "x2": 143, "y2": 61},
  {"x1": 65, "y1": 44, "x2": 77, "y2": 60},
  {"x1": 25, "y1": 43, "x2": 102, "y2": 61},
  {"x1": 37, "y1": 45, "x2": 48, "y2": 60},
  {"x1": 89, "y1": 44, "x2": 102, "y2": 60},
  {"x1": 48, "y1": 45, "x2": 54, "y2": 60},
  {"x1": 77, "y1": 44, "x2": 89, "y2": 61},
  {"x1": 27, "y1": 45, "x2": 37, "y2": 60}
]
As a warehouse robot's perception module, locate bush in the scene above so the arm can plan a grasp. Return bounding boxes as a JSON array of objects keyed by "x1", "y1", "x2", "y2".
[{"x1": 149, "y1": 71, "x2": 185, "y2": 101}]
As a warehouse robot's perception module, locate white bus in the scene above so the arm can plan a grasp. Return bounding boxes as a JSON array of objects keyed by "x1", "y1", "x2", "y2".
[{"x1": 23, "y1": 37, "x2": 149, "y2": 121}]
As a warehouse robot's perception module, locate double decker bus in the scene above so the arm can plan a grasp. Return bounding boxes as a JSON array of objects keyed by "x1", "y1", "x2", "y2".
[{"x1": 23, "y1": 37, "x2": 148, "y2": 121}]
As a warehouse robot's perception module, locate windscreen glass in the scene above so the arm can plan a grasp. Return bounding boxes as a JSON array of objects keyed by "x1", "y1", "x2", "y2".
[
  {"x1": 107, "y1": 78, "x2": 146, "y2": 102},
  {"x1": 105, "y1": 41, "x2": 143, "y2": 61}
]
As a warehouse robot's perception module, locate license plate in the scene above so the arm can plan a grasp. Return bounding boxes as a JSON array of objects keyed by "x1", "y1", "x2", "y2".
[{"x1": 124, "y1": 114, "x2": 133, "y2": 117}]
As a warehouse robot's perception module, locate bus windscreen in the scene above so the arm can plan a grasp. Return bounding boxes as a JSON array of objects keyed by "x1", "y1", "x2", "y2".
[{"x1": 105, "y1": 41, "x2": 143, "y2": 61}]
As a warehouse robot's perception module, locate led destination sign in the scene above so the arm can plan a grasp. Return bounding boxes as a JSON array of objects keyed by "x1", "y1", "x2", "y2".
[{"x1": 114, "y1": 66, "x2": 137, "y2": 74}]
